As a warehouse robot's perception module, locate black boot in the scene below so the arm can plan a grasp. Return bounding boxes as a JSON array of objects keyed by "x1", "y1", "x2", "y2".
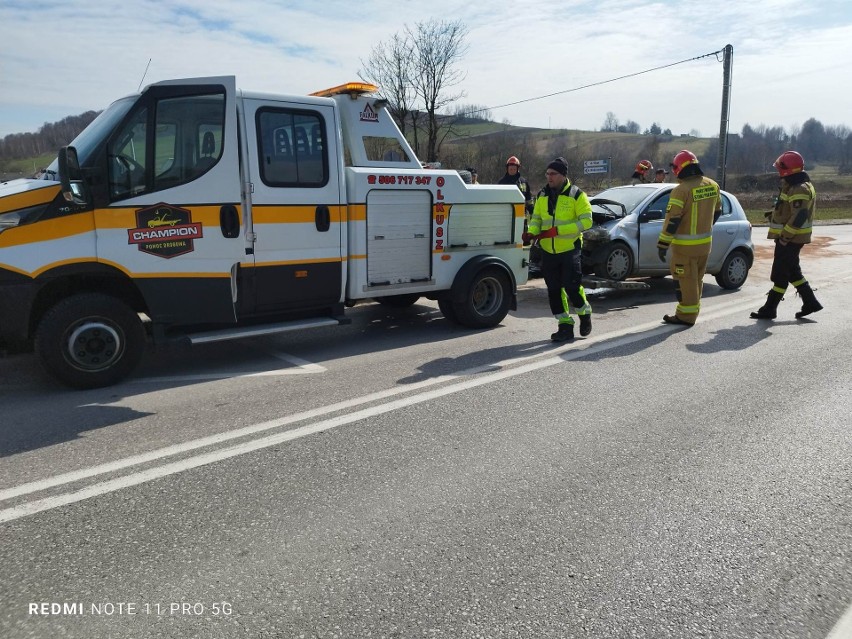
[
  {"x1": 579, "y1": 314, "x2": 592, "y2": 337},
  {"x1": 795, "y1": 282, "x2": 823, "y2": 318},
  {"x1": 750, "y1": 290, "x2": 784, "y2": 320},
  {"x1": 550, "y1": 324, "x2": 574, "y2": 342}
]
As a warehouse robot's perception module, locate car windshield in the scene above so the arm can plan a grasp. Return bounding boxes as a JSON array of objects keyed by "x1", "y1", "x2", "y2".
[
  {"x1": 591, "y1": 186, "x2": 661, "y2": 216},
  {"x1": 46, "y1": 96, "x2": 137, "y2": 172}
]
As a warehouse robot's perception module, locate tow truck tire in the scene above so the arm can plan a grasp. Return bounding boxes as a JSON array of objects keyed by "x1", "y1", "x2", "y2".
[
  {"x1": 375, "y1": 294, "x2": 420, "y2": 308},
  {"x1": 35, "y1": 293, "x2": 145, "y2": 389},
  {"x1": 452, "y1": 267, "x2": 511, "y2": 328},
  {"x1": 595, "y1": 242, "x2": 633, "y2": 281},
  {"x1": 438, "y1": 299, "x2": 459, "y2": 324},
  {"x1": 715, "y1": 249, "x2": 751, "y2": 290}
]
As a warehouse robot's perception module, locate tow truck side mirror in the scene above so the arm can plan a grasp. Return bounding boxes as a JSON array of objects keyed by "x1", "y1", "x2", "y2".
[{"x1": 58, "y1": 146, "x2": 89, "y2": 206}]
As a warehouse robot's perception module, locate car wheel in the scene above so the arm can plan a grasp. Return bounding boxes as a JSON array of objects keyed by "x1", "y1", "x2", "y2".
[
  {"x1": 375, "y1": 294, "x2": 420, "y2": 308},
  {"x1": 452, "y1": 267, "x2": 511, "y2": 328},
  {"x1": 595, "y1": 242, "x2": 633, "y2": 281},
  {"x1": 35, "y1": 293, "x2": 146, "y2": 389},
  {"x1": 715, "y1": 250, "x2": 750, "y2": 290}
]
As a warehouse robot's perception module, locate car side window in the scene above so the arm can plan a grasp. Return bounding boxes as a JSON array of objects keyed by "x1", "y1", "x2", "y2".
[
  {"x1": 647, "y1": 193, "x2": 670, "y2": 218},
  {"x1": 719, "y1": 193, "x2": 733, "y2": 217}
]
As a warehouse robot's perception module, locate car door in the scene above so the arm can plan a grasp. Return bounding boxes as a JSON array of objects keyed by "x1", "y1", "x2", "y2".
[
  {"x1": 636, "y1": 191, "x2": 670, "y2": 270},
  {"x1": 97, "y1": 76, "x2": 246, "y2": 326},
  {"x1": 707, "y1": 193, "x2": 737, "y2": 269}
]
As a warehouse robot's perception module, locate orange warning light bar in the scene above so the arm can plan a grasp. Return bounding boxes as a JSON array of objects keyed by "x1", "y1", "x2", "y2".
[{"x1": 310, "y1": 82, "x2": 379, "y2": 97}]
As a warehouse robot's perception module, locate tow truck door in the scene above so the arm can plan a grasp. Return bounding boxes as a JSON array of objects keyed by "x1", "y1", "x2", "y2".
[
  {"x1": 241, "y1": 97, "x2": 343, "y2": 313},
  {"x1": 97, "y1": 76, "x2": 246, "y2": 325}
]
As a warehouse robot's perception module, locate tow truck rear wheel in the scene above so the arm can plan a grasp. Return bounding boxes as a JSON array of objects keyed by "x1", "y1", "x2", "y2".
[
  {"x1": 452, "y1": 267, "x2": 511, "y2": 328},
  {"x1": 35, "y1": 293, "x2": 145, "y2": 389},
  {"x1": 438, "y1": 299, "x2": 459, "y2": 324}
]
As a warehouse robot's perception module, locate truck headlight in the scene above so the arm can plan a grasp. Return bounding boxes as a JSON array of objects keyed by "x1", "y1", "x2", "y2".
[{"x1": 0, "y1": 211, "x2": 22, "y2": 231}]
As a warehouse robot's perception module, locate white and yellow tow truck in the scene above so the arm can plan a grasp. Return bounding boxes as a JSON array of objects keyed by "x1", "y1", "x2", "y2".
[{"x1": 0, "y1": 77, "x2": 527, "y2": 388}]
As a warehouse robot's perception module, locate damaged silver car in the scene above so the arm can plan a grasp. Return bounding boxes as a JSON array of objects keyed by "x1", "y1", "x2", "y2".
[{"x1": 581, "y1": 183, "x2": 754, "y2": 289}]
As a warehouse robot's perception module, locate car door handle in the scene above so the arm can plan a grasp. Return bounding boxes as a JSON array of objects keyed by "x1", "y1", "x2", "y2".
[{"x1": 726, "y1": 229, "x2": 735, "y2": 234}]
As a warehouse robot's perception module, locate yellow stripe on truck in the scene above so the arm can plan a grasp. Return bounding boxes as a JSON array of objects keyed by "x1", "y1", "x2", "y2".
[
  {"x1": 0, "y1": 185, "x2": 60, "y2": 214},
  {"x1": 246, "y1": 257, "x2": 342, "y2": 268},
  {"x1": 252, "y1": 204, "x2": 345, "y2": 224},
  {"x1": 94, "y1": 205, "x2": 233, "y2": 228},
  {"x1": 0, "y1": 211, "x2": 95, "y2": 248}
]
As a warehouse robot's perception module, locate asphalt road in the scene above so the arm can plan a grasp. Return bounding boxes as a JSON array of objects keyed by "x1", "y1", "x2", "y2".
[{"x1": 1, "y1": 227, "x2": 851, "y2": 639}]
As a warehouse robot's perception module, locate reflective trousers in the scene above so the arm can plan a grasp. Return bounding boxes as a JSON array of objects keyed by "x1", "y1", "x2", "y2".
[
  {"x1": 540, "y1": 246, "x2": 590, "y2": 324},
  {"x1": 669, "y1": 244, "x2": 710, "y2": 324}
]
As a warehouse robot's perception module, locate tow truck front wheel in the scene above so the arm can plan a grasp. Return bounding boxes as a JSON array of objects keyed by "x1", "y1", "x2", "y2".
[
  {"x1": 452, "y1": 267, "x2": 512, "y2": 328},
  {"x1": 35, "y1": 293, "x2": 145, "y2": 389}
]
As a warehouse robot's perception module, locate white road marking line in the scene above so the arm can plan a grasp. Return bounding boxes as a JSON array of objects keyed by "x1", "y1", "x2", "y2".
[
  {"x1": 826, "y1": 601, "x2": 852, "y2": 639},
  {"x1": 2, "y1": 274, "x2": 848, "y2": 520},
  {"x1": 0, "y1": 322, "x2": 685, "y2": 523},
  {"x1": 265, "y1": 350, "x2": 326, "y2": 371},
  {"x1": 134, "y1": 348, "x2": 326, "y2": 383}
]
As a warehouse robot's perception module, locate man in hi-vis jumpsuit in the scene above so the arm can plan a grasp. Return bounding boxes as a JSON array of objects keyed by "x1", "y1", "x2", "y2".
[{"x1": 656, "y1": 150, "x2": 722, "y2": 326}]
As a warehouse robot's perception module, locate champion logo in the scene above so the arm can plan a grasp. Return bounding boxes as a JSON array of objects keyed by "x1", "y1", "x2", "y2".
[
  {"x1": 128, "y1": 203, "x2": 203, "y2": 258},
  {"x1": 360, "y1": 104, "x2": 379, "y2": 123}
]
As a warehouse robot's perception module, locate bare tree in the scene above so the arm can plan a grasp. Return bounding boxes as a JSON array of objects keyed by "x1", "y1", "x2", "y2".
[
  {"x1": 601, "y1": 112, "x2": 619, "y2": 132},
  {"x1": 407, "y1": 19, "x2": 469, "y2": 162},
  {"x1": 358, "y1": 33, "x2": 423, "y2": 151},
  {"x1": 451, "y1": 103, "x2": 493, "y2": 123},
  {"x1": 358, "y1": 19, "x2": 469, "y2": 163}
]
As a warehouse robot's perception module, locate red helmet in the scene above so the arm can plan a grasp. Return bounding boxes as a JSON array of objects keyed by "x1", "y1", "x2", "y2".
[
  {"x1": 671, "y1": 150, "x2": 698, "y2": 177},
  {"x1": 635, "y1": 159, "x2": 653, "y2": 173},
  {"x1": 773, "y1": 151, "x2": 804, "y2": 177},
  {"x1": 506, "y1": 156, "x2": 520, "y2": 166}
]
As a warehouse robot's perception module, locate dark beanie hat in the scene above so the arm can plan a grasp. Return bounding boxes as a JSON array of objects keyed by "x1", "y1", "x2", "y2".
[{"x1": 547, "y1": 157, "x2": 568, "y2": 176}]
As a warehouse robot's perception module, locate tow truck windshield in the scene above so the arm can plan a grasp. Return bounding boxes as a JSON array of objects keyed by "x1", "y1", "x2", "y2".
[{"x1": 46, "y1": 96, "x2": 136, "y2": 173}]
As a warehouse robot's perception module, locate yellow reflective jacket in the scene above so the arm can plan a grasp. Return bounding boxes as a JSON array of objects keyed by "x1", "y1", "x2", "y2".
[
  {"x1": 657, "y1": 176, "x2": 721, "y2": 251},
  {"x1": 529, "y1": 180, "x2": 593, "y2": 254},
  {"x1": 767, "y1": 180, "x2": 815, "y2": 244}
]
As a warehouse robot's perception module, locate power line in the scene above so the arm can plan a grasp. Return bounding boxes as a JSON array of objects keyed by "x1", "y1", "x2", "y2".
[{"x1": 483, "y1": 48, "x2": 726, "y2": 113}]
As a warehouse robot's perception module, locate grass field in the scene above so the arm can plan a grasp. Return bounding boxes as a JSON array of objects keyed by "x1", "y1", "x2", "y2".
[{"x1": 743, "y1": 206, "x2": 852, "y2": 224}]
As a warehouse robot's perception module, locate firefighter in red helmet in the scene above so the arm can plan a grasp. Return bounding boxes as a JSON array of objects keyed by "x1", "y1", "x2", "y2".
[
  {"x1": 631, "y1": 159, "x2": 653, "y2": 184},
  {"x1": 656, "y1": 150, "x2": 722, "y2": 326},
  {"x1": 750, "y1": 150, "x2": 823, "y2": 320}
]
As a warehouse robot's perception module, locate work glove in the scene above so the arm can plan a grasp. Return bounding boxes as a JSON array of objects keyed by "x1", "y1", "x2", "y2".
[
  {"x1": 521, "y1": 232, "x2": 536, "y2": 243},
  {"x1": 658, "y1": 247, "x2": 668, "y2": 262},
  {"x1": 777, "y1": 236, "x2": 789, "y2": 246},
  {"x1": 539, "y1": 226, "x2": 558, "y2": 238}
]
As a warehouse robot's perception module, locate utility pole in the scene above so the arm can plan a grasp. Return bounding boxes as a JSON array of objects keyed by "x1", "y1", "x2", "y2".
[{"x1": 716, "y1": 44, "x2": 733, "y2": 189}]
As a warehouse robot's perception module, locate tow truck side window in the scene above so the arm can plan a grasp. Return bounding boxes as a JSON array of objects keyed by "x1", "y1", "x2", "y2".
[
  {"x1": 107, "y1": 91, "x2": 225, "y2": 201},
  {"x1": 256, "y1": 108, "x2": 327, "y2": 187}
]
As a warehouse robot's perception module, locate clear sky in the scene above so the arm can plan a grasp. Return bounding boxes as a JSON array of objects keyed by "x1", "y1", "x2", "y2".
[{"x1": 1, "y1": 0, "x2": 850, "y2": 140}]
